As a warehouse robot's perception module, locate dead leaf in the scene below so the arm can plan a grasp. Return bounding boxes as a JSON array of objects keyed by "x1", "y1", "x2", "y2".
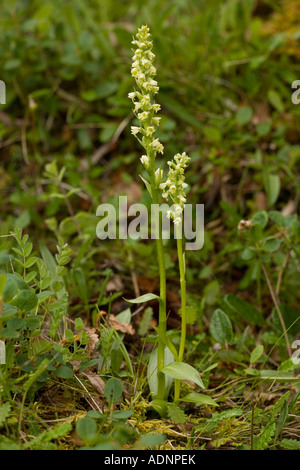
[
  {"x1": 253, "y1": 192, "x2": 267, "y2": 211},
  {"x1": 281, "y1": 200, "x2": 296, "y2": 217},
  {"x1": 70, "y1": 360, "x2": 81, "y2": 371},
  {"x1": 82, "y1": 372, "x2": 105, "y2": 395},
  {"x1": 238, "y1": 219, "x2": 253, "y2": 231},
  {"x1": 69, "y1": 431, "x2": 84, "y2": 447},
  {"x1": 251, "y1": 102, "x2": 271, "y2": 125},
  {"x1": 106, "y1": 274, "x2": 124, "y2": 293},
  {"x1": 85, "y1": 328, "x2": 100, "y2": 356},
  {"x1": 108, "y1": 314, "x2": 135, "y2": 335},
  {"x1": 136, "y1": 275, "x2": 158, "y2": 294}
]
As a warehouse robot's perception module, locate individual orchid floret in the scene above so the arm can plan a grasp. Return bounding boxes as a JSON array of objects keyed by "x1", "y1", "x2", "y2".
[
  {"x1": 150, "y1": 138, "x2": 164, "y2": 154},
  {"x1": 131, "y1": 126, "x2": 141, "y2": 136},
  {"x1": 140, "y1": 154, "x2": 150, "y2": 170},
  {"x1": 128, "y1": 92, "x2": 136, "y2": 100},
  {"x1": 155, "y1": 168, "x2": 163, "y2": 186}
]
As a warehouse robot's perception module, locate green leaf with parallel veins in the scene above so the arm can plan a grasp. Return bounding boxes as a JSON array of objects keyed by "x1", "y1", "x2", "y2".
[
  {"x1": 250, "y1": 345, "x2": 264, "y2": 364},
  {"x1": 275, "y1": 400, "x2": 289, "y2": 439},
  {"x1": 148, "y1": 346, "x2": 175, "y2": 399},
  {"x1": 263, "y1": 171, "x2": 280, "y2": 207},
  {"x1": 179, "y1": 392, "x2": 218, "y2": 406},
  {"x1": 125, "y1": 293, "x2": 160, "y2": 304},
  {"x1": 268, "y1": 89, "x2": 284, "y2": 112},
  {"x1": 161, "y1": 361, "x2": 205, "y2": 389},
  {"x1": 259, "y1": 370, "x2": 298, "y2": 381},
  {"x1": 138, "y1": 306, "x2": 153, "y2": 336}
]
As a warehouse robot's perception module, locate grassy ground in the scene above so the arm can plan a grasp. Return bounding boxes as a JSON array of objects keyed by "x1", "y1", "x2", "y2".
[{"x1": 0, "y1": 0, "x2": 299, "y2": 450}]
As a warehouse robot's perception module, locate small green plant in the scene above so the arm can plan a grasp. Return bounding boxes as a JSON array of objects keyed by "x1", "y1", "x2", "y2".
[
  {"x1": 75, "y1": 377, "x2": 136, "y2": 450},
  {"x1": 0, "y1": 228, "x2": 88, "y2": 431},
  {"x1": 238, "y1": 210, "x2": 300, "y2": 358}
]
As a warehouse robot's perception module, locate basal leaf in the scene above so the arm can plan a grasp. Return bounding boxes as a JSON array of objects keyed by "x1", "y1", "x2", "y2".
[
  {"x1": 250, "y1": 345, "x2": 264, "y2": 364},
  {"x1": 161, "y1": 361, "x2": 205, "y2": 389},
  {"x1": 148, "y1": 346, "x2": 174, "y2": 399},
  {"x1": 179, "y1": 392, "x2": 218, "y2": 406}
]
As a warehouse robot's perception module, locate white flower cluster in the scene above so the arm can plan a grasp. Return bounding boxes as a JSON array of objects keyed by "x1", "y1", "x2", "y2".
[
  {"x1": 128, "y1": 25, "x2": 164, "y2": 170},
  {"x1": 160, "y1": 152, "x2": 190, "y2": 224}
]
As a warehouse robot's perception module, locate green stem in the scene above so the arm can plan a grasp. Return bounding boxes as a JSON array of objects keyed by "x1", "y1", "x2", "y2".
[
  {"x1": 174, "y1": 222, "x2": 186, "y2": 402},
  {"x1": 148, "y1": 155, "x2": 167, "y2": 400}
]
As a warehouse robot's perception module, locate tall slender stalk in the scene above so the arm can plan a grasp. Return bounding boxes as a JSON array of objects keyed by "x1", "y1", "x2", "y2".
[
  {"x1": 129, "y1": 26, "x2": 167, "y2": 399},
  {"x1": 148, "y1": 161, "x2": 167, "y2": 399},
  {"x1": 161, "y1": 153, "x2": 190, "y2": 401},
  {"x1": 174, "y1": 223, "x2": 187, "y2": 401},
  {"x1": 129, "y1": 26, "x2": 191, "y2": 401},
  {"x1": 177, "y1": 233, "x2": 187, "y2": 363}
]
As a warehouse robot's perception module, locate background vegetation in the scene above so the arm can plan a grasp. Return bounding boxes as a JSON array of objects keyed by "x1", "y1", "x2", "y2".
[{"x1": 0, "y1": 0, "x2": 299, "y2": 450}]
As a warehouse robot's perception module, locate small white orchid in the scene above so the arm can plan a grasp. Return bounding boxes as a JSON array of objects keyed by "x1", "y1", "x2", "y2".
[
  {"x1": 131, "y1": 126, "x2": 141, "y2": 135},
  {"x1": 129, "y1": 25, "x2": 191, "y2": 403}
]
